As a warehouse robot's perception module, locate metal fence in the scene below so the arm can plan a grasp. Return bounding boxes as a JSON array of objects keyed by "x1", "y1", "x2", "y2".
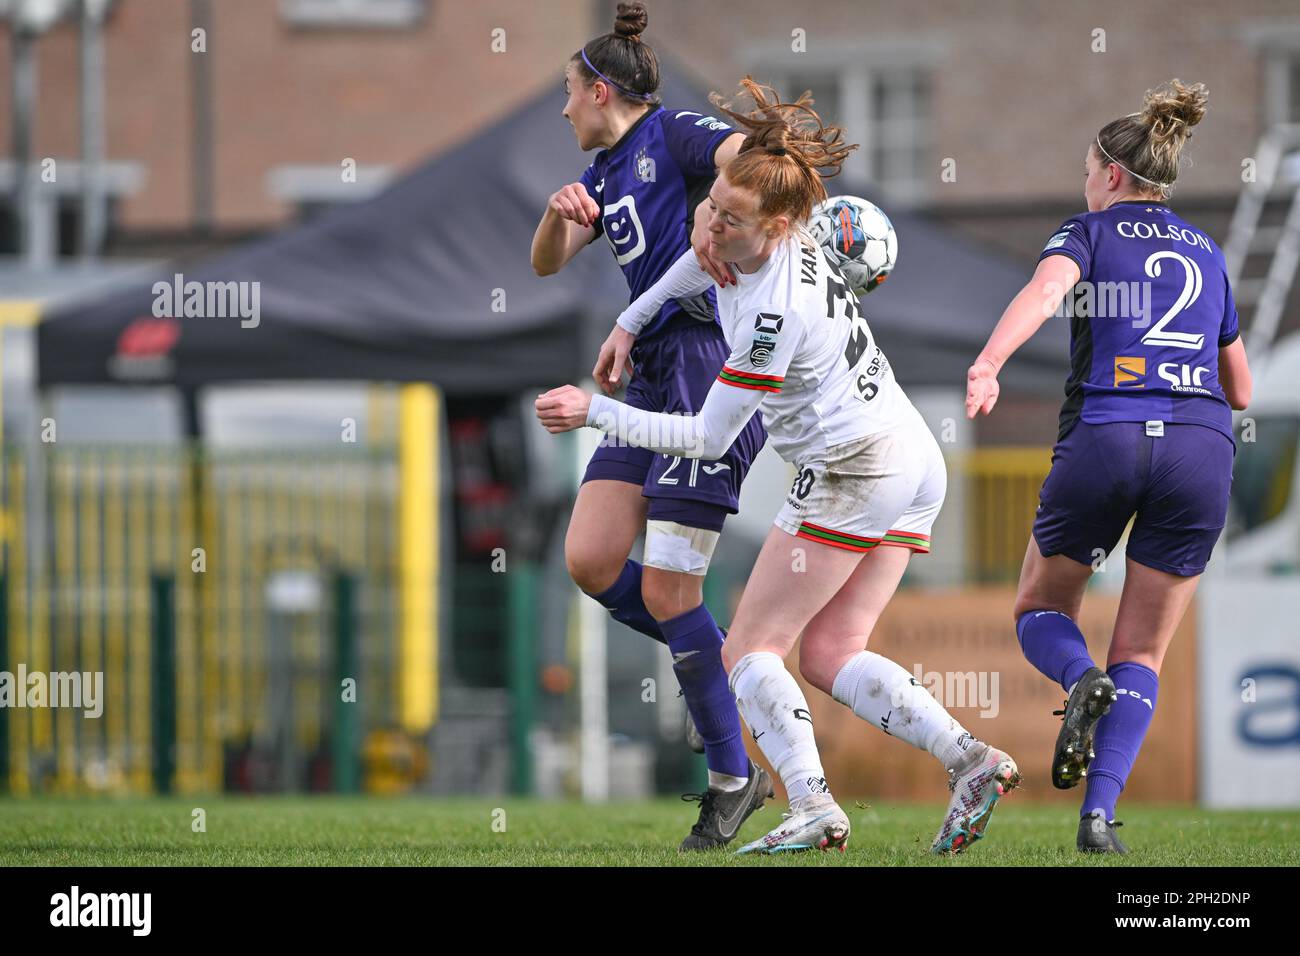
[
  {"x1": 0, "y1": 442, "x2": 401, "y2": 796},
  {"x1": 964, "y1": 447, "x2": 1052, "y2": 583},
  {"x1": 0, "y1": 440, "x2": 1051, "y2": 796}
]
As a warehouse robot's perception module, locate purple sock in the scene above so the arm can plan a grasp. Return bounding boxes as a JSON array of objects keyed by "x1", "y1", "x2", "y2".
[
  {"x1": 1082, "y1": 661, "x2": 1158, "y2": 821},
  {"x1": 660, "y1": 603, "x2": 749, "y2": 780},
  {"x1": 587, "y1": 560, "x2": 665, "y2": 645},
  {"x1": 1016, "y1": 609, "x2": 1097, "y2": 693}
]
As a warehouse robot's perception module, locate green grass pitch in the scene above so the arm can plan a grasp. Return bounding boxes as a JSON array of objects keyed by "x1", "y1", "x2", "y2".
[{"x1": 1, "y1": 797, "x2": 1296, "y2": 866}]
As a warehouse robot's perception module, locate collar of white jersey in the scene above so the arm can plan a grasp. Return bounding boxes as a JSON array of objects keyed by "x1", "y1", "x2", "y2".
[{"x1": 732, "y1": 228, "x2": 807, "y2": 286}]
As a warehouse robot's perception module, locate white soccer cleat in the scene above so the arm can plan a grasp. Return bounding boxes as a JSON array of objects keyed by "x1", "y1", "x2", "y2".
[
  {"x1": 930, "y1": 743, "x2": 1020, "y2": 855},
  {"x1": 735, "y1": 798, "x2": 850, "y2": 855}
]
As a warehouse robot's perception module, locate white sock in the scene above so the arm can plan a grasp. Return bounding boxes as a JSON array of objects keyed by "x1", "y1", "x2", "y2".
[
  {"x1": 708, "y1": 771, "x2": 747, "y2": 793},
  {"x1": 831, "y1": 650, "x2": 978, "y2": 768},
  {"x1": 729, "y1": 651, "x2": 830, "y2": 803}
]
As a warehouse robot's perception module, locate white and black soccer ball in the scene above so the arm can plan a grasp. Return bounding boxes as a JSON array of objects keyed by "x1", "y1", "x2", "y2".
[{"x1": 807, "y1": 195, "x2": 898, "y2": 296}]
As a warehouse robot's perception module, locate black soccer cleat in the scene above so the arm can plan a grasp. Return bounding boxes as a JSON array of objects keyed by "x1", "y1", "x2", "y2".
[
  {"x1": 678, "y1": 761, "x2": 774, "y2": 851},
  {"x1": 1077, "y1": 810, "x2": 1129, "y2": 854},
  {"x1": 1051, "y1": 667, "x2": 1117, "y2": 789}
]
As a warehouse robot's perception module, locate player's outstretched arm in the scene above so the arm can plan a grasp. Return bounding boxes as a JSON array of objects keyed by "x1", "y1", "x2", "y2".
[
  {"x1": 535, "y1": 378, "x2": 763, "y2": 460},
  {"x1": 532, "y1": 184, "x2": 599, "y2": 276},
  {"x1": 616, "y1": 248, "x2": 714, "y2": 337},
  {"x1": 966, "y1": 254, "x2": 1080, "y2": 418},
  {"x1": 586, "y1": 250, "x2": 714, "y2": 393}
]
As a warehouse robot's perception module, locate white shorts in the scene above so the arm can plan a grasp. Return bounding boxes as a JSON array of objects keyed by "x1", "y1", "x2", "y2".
[{"x1": 773, "y1": 409, "x2": 946, "y2": 554}]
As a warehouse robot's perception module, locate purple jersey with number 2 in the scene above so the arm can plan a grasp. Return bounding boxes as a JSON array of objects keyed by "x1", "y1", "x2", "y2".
[{"x1": 1040, "y1": 200, "x2": 1239, "y2": 442}]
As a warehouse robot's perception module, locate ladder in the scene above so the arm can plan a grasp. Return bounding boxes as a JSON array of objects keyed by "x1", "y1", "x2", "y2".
[{"x1": 1223, "y1": 123, "x2": 1300, "y2": 373}]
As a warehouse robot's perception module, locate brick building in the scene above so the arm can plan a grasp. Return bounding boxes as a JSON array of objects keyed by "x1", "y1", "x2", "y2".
[{"x1": 4, "y1": 0, "x2": 1297, "y2": 250}]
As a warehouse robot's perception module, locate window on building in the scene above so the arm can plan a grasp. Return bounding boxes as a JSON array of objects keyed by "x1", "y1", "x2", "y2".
[
  {"x1": 266, "y1": 164, "x2": 395, "y2": 220},
  {"x1": 766, "y1": 65, "x2": 933, "y2": 206},
  {"x1": 280, "y1": 0, "x2": 426, "y2": 29}
]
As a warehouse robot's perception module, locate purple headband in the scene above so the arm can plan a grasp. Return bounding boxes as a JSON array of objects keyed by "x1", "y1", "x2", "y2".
[{"x1": 580, "y1": 48, "x2": 654, "y2": 101}]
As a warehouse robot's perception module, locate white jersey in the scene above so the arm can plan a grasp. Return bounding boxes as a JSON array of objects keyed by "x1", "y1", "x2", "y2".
[
  {"x1": 711, "y1": 228, "x2": 912, "y2": 461},
  {"x1": 589, "y1": 229, "x2": 918, "y2": 468}
]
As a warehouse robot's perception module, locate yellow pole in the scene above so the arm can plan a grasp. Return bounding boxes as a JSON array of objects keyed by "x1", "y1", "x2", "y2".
[
  {"x1": 7, "y1": 454, "x2": 29, "y2": 795},
  {"x1": 55, "y1": 453, "x2": 76, "y2": 792},
  {"x1": 176, "y1": 446, "x2": 196, "y2": 792},
  {"x1": 222, "y1": 457, "x2": 242, "y2": 739},
  {"x1": 198, "y1": 450, "x2": 221, "y2": 792},
  {"x1": 129, "y1": 452, "x2": 151, "y2": 793},
  {"x1": 0, "y1": 304, "x2": 41, "y2": 785},
  {"x1": 105, "y1": 452, "x2": 127, "y2": 794},
  {"x1": 249, "y1": 460, "x2": 268, "y2": 740},
  {"x1": 397, "y1": 383, "x2": 439, "y2": 733},
  {"x1": 80, "y1": 453, "x2": 103, "y2": 788}
]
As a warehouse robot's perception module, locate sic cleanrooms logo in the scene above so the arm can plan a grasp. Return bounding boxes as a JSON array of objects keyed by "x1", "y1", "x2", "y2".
[{"x1": 50, "y1": 886, "x2": 151, "y2": 936}]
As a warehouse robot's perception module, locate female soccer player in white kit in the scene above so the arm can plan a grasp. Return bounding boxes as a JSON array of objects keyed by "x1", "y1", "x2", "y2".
[{"x1": 538, "y1": 79, "x2": 1020, "y2": 855}]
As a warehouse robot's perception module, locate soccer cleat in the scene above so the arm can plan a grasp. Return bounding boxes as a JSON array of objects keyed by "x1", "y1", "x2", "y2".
[
  {"x1": 930, "y1": 743, "x2": 1020, "y2": 855},
  {"x1": 1051, "y1": 667, "x2": 1117, "y2": 790},
  {"x1": 1077, "y1": 810, "x2": 1129, "y2": 854},
  {"x1": 678, "y1": 760, "x2": 774, "y2": 851},
  {"x1": 735, "y1": 797, "x2": 850, "y2": 855}
]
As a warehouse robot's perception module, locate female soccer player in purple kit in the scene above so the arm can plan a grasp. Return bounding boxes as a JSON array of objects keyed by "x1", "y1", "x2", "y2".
[
  {"x1": 530, "y1": 3, "x2": 769, "y2": 849},
  {"x1": 966, "y1": 80, "x2": 1252, "y2": 853}
]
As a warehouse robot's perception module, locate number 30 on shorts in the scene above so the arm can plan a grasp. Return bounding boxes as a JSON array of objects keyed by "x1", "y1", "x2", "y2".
[{"x1": 791, "y1": 466, "x2": 816, "y2": 500}]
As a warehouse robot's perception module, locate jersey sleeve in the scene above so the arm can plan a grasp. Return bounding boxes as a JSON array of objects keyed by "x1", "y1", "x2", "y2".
[
  {"x1": 1220, "y1": 278, "x2": 1241, "y2": 348},
  {"x1": 579, "y1": 161, "x2": 604, "y2": 240},
  {"x1": 661, "y1": 110, "x2": 734, "y2": 178},
  {"x1": 587, "y1": 381, "x2": 762, "y2": 460},
  {"x1": 1038, "y1": 216, "x2": 1092, "y2": 280},
  {"x1": 616, "y1": 250, "x2": 713, "y2": 335},
  {"x1": 716, "y1": 305, "x2": 801, "y2": 395}
]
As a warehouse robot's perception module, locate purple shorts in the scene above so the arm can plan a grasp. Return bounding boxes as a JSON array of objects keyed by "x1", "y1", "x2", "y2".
[
  {"x1": 1033, "y1": 421, "x2": 1234, "y2": 577},
  {"x1": 583, "y1": 318, "x2": 766, "y2": 533}
]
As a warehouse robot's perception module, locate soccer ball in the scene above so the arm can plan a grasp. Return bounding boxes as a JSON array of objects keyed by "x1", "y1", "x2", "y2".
[{"x1": 807, "y1": 195, "x2": 898, "y2": 296}]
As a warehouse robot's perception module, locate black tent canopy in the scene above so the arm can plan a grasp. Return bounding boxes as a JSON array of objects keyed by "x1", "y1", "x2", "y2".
[{"x1": 38, "y1": 59, "x2": 1068, "y2": 397}]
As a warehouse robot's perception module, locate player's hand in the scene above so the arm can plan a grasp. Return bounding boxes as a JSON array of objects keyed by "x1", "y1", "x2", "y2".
[
  {"x1": 965, "y1": 358, "x2": 1001, "y2": 418},
  {"x1": 549, "y1": 184, "x2": 601, "y2": 228},
  {"x1": 592, "y1": 326, "x2": 636, "y2": 395},
  {"x1": 692, "y1": 198, "x2": 735, "y2": 286},
  {"x1": 535, "y1": 385, "x2": 593, "y2": 433}
]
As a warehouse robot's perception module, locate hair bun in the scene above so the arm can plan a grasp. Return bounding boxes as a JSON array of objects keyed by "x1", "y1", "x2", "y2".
[
  {"x1": 614, "y1": 1, "x2": 648, "y2": 40},
  {"x1": 1141, "y1": 78, "x2": 1208, "y2": 146}
]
